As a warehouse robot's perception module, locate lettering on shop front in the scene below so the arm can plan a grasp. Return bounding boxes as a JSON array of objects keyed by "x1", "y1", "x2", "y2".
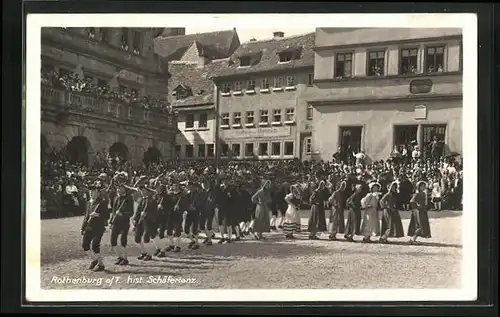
[{"x1": 222, "y1": 126, "x2": 291, "y2": 139}]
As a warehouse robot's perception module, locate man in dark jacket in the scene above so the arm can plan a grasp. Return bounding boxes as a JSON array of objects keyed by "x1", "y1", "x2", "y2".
[{"x1": 81, "y1": 183, "x2": 109, "y2": 271}]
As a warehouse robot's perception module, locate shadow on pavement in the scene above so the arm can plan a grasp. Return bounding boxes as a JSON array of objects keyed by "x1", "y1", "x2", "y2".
[{"x1": 193, "y1": 241, "x2": 331, "y2": 259}]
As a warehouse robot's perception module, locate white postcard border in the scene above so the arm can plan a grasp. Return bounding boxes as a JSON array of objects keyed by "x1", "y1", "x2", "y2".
[{"x1": 26, "y1": 13, "x2": 478, "y2": 302}]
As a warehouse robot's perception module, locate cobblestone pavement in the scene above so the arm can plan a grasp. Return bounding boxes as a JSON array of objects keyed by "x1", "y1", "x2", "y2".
[{"x1": 40, "y1": 211, "x2": 462, "y2": 289}]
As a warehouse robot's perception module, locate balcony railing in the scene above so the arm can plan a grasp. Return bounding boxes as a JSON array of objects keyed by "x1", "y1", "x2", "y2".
[{"x1": 41, "y1": 85, "x2": 176, "y2": 128}]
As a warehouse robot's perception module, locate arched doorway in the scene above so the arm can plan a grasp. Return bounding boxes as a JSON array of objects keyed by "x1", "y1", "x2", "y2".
[
  {"x1": 143, "y1": 146, "x2": 163, "y2": 165},
  {"x1": 66, "y1": 136, "x2": 91, "y2": 166},
  {"x1": 109, "y1": 142, "x2": 129, "y2": 162}
]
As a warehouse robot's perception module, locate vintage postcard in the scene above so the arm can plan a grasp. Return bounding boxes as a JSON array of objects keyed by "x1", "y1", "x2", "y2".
[{"x1": 26, "y1": 13, "x2": 477, "y2": 302}]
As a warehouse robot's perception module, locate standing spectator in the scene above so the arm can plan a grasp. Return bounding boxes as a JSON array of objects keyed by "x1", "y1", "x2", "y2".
[{"x1": 412, "y1": 145, "x2": 421, "y2": 162}]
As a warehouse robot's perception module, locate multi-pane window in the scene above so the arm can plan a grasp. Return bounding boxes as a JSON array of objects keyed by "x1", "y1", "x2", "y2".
[
  {"x1": 258, "y1": 143, "x2": 269, "y2": 156},
  {"x1": 185, "y1": 114, "x2": 194, "y2": 129},
  {"x1": 367, "y1": 51, "x2": 385, "y2": 76},
  {"x1": 101, "y1": 28, "x2": 110, "y2": 44},
  {"x1": 222, "y1": 83, "x2": 232, "y2": 94},
  {"x1": 86, "y1": 28, "x2": 96, "y2": 39},
  {"x1": 222, "y1": 144, "x2": 229, "y2": 157},
  {"x1": 274, "y1": 77, "x2": 283, "y2": 88},
  {"x1": 231, "y1": 144, "x2": 241, "y2": 158},
  {"x1": 198, "y1": 144, "x2": 205, "y2": 157},
  {"x1": 308, "y1": 74, "x2": 314, "y2": 86},
  {"x1": 247, "y1": 80, "x2": 256, "y2": 90},
  {"x1": 232, "y1": 112, "x2": 242, "y2": 125},
  {"x1": 198, "y1": 113, "x2": 208, "y2": 128},
  {"x1": 143, "y1": 110, "x2": 151, "y2": 121},
  {"x1": 121, "y1": 28, "x2": 129, "y2": 50},
  {"x1": 128, "y1": 107, "x2": 132, "y2": 118},
  {"x1": 307, "y1": 104, "x2": 313, "y2": 120},
  {"x1": 285, "y1": 108, "x2": 295, "y2": 122},
  {"x1": 284, "y1": 141, "x2": 294, "y2": 156},
  {"x1": 261, "y1": 78, "x2": 270, "y2": 89},
  {"x1": 425, "y1": 46, "x2": 445, "y2": 73},
  {"x1": 286, "y1": 76, "x2": 295, "y2": 86},
  {"x1": 221, "y1": 113, "x2": 230, "y2": 126},
  {"x1": 116, "y1": 105, "x2": 122, "y2": 118},
  {"x1": 185, "y1": 145, "x2": 194, "y2": 158},
  {"x1": 400, "y1": 48, "x2": 419, "y2": 75},
  {"x1": 234, "y1": 81, "x2": 242, "y2": 91},
  {"x1": 132, "y1": 31, "x2": 141, "y2": 55},
  {"x1": 245, "y1": 143, "x2": 254, "y2": 157},
  {"x1": 335, "y1": 53, "x2": 353, "y2": 78},
  {"x1": 246, "y1": 111, "x2": 254, "y2": 124},
  {"x1": 260, "y1": 110, "x2": 269, "y2": 124},
  {"x1": 279, "y1": 52, "x2": 293, "y2": 63},
  {"x1": 305, "y1": 137, "x2": 312, "y2": 154},
  {"x1": 174, "y1": 145, "x2": 181, "y2": 157},
  {"x1": 207, "y1": 144, "x2": 214, "y2": 157},
  {"x1": 271, "y1": 142, "x2": 281, "y2": 156},
  {"x1": 272, "y1": 109, "x2": 282, "y2": 123}
]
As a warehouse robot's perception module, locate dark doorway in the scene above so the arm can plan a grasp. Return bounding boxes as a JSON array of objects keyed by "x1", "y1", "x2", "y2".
[
  {"x1": 66, "y1": 136, "x2": 90, "y2": 165},
  {"x1": 143, "y1": 147, "x2": 162, "y2": 165},
  {"x1": 109, "y1": 142, "x2": 129, "y2": 161},
  {"x1": 394, "y1": 125, "x2": 418, "y2": 151},
  {"x1": 339, "y1": 126, "x2": 363, "y2": 153},
  {"x1": 421, "y1": 124, "x2": 447, "y2": 160}
]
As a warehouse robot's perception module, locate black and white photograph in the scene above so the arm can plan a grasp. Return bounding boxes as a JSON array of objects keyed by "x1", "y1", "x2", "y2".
[{"x1": 26, "y1": 13, "x2": 477, "y2": 302}]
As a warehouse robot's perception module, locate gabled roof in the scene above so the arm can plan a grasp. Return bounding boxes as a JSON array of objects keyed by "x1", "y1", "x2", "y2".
[
  {"x1": 154, "y1": 29, "x2": 239, "y2": 60},
  {"x1": 211, "y1": 32, "x2": 315, "y2": 79},
  {"x1": 168, "y1": 59, "x2": 229, "y2": 108}
]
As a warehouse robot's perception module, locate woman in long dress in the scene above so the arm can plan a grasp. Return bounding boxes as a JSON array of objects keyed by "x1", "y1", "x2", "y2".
[
  {"x1": 344, "y1": 184, "x2": 363, "y2": 242},
  {"x1": 283, "y1": 185, "x2": 302, "y2": 240},
  {"x1": 328, "y1": 181, "x2": 346, "y2": 241},
  {"x1": 407, "y1": 181, "x2": 432, "y2": 244},
  {"x1": 379, "y1": 181, "x2": 404, "y2": 243},
  {"x1": 251, "y1": 179, "x2": 272, "y2": 240},
  {"x1": 360, "y1": 182, "x2": 382, "y2": 243},
  {"x1": 307, "y1": 180, "x2": 329, "y2": 240}
]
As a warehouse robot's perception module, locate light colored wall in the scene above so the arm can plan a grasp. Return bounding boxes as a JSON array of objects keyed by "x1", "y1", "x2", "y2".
[
  {"x1": 315, "y1": 28, "x2": 462, "y2": 47},
  {"x1": 312, "y1": 99, "x2": 462, "y2": 162},
  {"x1": 175, "y1": 110, "x2": 216, "y2": 158},
  {"x1": 314, "y1": 35, "x2": 462, "y2": 80},
  {"x1": 217, "y1": 69, "x2": 315, "y2": 159},
  {"x1": 180, "y1": 43, "x2": 200, "y2": 63}
]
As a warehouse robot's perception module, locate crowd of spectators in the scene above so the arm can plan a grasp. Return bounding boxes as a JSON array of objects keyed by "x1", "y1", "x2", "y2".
[
  {"x1": 41, "y1": 67, "x2": 174, "y2": 114},
  {"x1": 41, "y1": 145, "x2": 463, "y2": 219}
]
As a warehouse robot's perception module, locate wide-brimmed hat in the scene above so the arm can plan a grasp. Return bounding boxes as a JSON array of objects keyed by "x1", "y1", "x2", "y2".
[
  {"x1": 337, "y1": 181, "x2": 347, "y2": 190},
  {"x1": 369, "y1": 182, "x2": 381, "y2": 192},
  {"x1": 416, "y1": 181, "x2": 427, "y2": 191},
  {"x1": 387, "y1": 181, "x2": 398, "y2": 191}
]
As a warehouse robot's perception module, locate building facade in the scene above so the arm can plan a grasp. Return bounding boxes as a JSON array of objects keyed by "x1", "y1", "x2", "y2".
[
  {"x1": 212, "y1": 32, "x2": 316, "y2": 160},
  {"x1": 41, "y1": 27, "x2": 177, "y2": 165},
  {"x1": 309, "y1": 28, "x2": 463, "y2": 162},
  {"x1": 157, "y1": 29, "x2": 241, "y2": 160}
]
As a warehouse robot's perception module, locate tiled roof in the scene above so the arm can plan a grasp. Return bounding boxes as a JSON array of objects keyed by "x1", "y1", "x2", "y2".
[
  {"x1": 168, "y1": 59, "x2": 228, "y2": 108},
  {"x1": 154, "y1": 29, "x2": 238, "y2": 60},
  {"x1": 211, "y1": 32, "x2": 315, "y2": 78}
]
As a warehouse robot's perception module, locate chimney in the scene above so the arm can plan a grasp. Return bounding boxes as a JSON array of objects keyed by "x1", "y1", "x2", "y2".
[{"x1": 273, "y1": 31, "x2": 284, "y2": 39}]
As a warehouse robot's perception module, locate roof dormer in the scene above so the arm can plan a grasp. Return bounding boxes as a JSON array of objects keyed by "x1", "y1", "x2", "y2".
[
  {"x1": 278, "y1": 46, "x2": 302, "y2": 63},
  {"x1": 172, "y1": 84, "x2": 193, "y2": 100},
  {"x1": 237, "y1": 52, "x2": 263, "y2": 68}
]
